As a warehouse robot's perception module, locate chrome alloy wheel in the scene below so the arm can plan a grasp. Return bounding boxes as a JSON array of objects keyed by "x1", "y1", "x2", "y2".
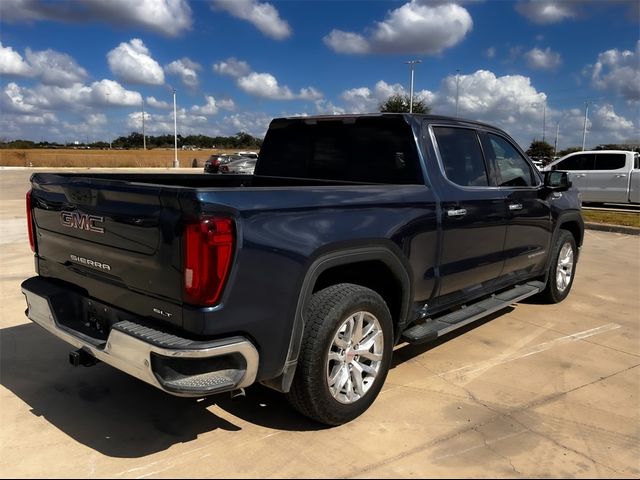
[
  {"x1": 326, "y1": 311, "x2": 384, "y2": 404},
  {"x1": 556, "y1": 242, "x2": 574, "y2": 292}
]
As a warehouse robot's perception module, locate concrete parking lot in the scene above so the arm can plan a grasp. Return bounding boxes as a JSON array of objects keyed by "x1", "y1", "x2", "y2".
[{"x1": 1, "y1": 168, "x2": 638, "y2": 478}]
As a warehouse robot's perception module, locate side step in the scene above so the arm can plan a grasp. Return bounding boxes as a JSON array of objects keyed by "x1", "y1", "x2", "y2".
[{"x1": 401, "y1": 281, "x2": 545, "y2": 345}]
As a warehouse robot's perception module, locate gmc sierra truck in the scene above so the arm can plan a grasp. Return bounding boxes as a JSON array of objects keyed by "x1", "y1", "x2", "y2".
[{"x1": 22, "y1": 114, "x2": 584, "y2": 425}]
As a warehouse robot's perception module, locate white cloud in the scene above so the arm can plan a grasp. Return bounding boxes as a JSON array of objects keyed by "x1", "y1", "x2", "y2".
[
  {"x1": 219, "y1": 111, "x2": 272, "y2": 137},
  {"x1": 337, "y1": 80, "x2": 434, "y2": 113},
  {"x1": 191, "y1": 96, "x2": 220, "y2": 115},
  {"x1": 0, "y1": 42, "x2": 32, "y2": 76},
  {"x1": 25, "y1": 48, "x2": 88, "y2": 86},
  {"x1": 2, "y1": 82, "x2": 37, "y2": 113},
  {"x1": 515, "y1": 1, "x2": 577, "y2": 24},
  {"x1": 485, "y1": 46, "x2": 496, "y2": 59},
  {"x1": 2, "y1": 79, "x2": 141, "y2": 113},
  {"x1": 2, "y1": 0, "x2": 192, "y2": 36},
  {"x1": 213, "y1": 57, "x2": 252, "y2": 78},
  {"x1": 212, "y1": 0, "x2": 291, "y2": 40},
  {"x1": 237, "y1": 72, "x2": 323, "y2": 100},
  {"x1": 590, "y1": 41, "x2": 640, "y2": 102},
  {"x1": 214, "y1": 57, "x2": 323, "y2": 101},
  {"x1": 324, "y1": 1, "x2": 473, "y2": 55},
  {"x1": 107, "y1": 39, "x2": 165, "y2": 85},
  {"x1": 165, "y1": 57, "x2": 201, "y2": 88},
  {"x1": 217, "y1": 98, "x2": 236, "y2": 111},
  {"x1": 126, "y1": 108, "x2": 209, "y2": 136},
  {"x1": 146, "y1": 96, "x2": 172, "y2": 109},
  {"x1": 525, "y1": 47, "x2": 562, "y2": 70},
  {"x1": 85, "y1": 113, "x2": 107, "y2": 126}
]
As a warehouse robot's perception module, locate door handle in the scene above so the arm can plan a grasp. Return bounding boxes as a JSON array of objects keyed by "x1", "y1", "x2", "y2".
[
  {"x1": 447, "y1": 208, "x2": 467, "y2": 217},
  {"x1": 574, "y1": 174, "x2": 586, "y2": 178},
  {"x1": 615, "y1": 174, "x2": 627, "y2": 178},
  {"x1": 508, "y1": 203, "x2": 523, "y2": 211}
]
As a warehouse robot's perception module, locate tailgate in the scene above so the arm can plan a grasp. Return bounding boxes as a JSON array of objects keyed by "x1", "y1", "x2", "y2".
[{"x1": 30, "y1": 173, "x2": 184, "y2": 308}]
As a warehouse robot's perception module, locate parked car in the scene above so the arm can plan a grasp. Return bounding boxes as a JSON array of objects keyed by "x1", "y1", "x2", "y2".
[
  {"x1": 22, "y1": 113, "x2": 583, "y2": 426},
  {"x1": 204, "y1": 154, "x2": 238, "y2": 173},
  {"x1": 543, "y1": 150, "x2": 639, "y2": 204},
  {"x1": 219, "y1": 156, "x2": 257, "y2": 174}
]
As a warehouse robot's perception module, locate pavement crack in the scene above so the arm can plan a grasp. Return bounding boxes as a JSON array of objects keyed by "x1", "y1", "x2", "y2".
[{"x1": 474, "y1": 425, "x2": 521, "y2": 475}]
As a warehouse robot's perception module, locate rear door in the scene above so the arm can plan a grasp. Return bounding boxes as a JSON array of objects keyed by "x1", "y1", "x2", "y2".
[
  {"x1": 429, "y1": 125, "x2": 508, "y2": 304},
  {"x1": 480, "y1": 132, "x2": 552, "y2": 283},
  {"x1": 589, "y1": 153, "x2": 630, "y2": 203}
]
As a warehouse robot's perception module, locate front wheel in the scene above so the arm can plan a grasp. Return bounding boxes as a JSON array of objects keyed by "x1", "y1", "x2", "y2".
[
  {"x1": 538, "y1": 230, "x2": 578, "y2": 303},
  {"x1": 286, "y1": 283, "x2": 393, "y2": 425}
]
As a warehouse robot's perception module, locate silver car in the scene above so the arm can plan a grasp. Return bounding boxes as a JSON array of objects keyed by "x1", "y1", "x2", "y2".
[{"x1": 219, "y1": 157, "x2": 257, "y2": 175}]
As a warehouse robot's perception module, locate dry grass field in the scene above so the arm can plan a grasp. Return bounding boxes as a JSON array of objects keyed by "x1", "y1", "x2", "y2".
[{"x1": 0, "y1": 148, "x2": 249, "y2": 168}]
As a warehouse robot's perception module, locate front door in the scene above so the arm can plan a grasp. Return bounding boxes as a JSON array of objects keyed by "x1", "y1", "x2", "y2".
[{"x1": 480, "y1": 132, "x2": 552, "y2": 282}]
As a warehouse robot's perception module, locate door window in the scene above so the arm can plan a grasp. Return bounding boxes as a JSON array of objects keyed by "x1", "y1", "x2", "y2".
[
  {"x1": 484, "y1": 134, "x2": 535, "y2": 187},
  {"x1": 594, "y1": 153, "x2": 626, "y2": 170},
  {"x1": 557, "y1": 153, "x2": 595, "y2": 171},
  {"x1": 432, "y1": 127, "x2": 489, "y2": 187}
]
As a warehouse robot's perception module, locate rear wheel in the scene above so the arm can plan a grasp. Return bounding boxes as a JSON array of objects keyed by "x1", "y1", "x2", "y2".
[
  {"x1": 539, "y1": 230, "x2": 577, "y2": 303},
  {"x1": 286, "y1": 283, "x2": 393, "y2": 425}
]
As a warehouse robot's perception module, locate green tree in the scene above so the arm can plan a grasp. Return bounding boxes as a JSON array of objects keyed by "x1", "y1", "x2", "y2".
[
  {"x1": 526, "y1": 140, "x2": 554, "y2": 159},
  {"x1": 379, "y1": 93, "x2": 431, "y2": 114}
]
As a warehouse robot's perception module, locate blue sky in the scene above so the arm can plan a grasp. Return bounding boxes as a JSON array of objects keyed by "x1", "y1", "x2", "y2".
[{"x1": 1, "y1": 0, "x2": 638, "y2": 150}]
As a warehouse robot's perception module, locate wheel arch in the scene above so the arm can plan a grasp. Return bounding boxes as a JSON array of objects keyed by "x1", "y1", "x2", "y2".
[{"x1": 261, "y1": 242, "x2": 413, "y2": 393}]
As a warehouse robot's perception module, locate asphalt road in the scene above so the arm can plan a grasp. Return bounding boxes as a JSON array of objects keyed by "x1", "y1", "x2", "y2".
[{"x1": 1, "y1": 168, "x2": 639, "y2": 478}]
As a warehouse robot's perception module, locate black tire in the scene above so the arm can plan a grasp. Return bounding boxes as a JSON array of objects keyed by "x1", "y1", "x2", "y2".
[
  {"x1": 286, "y1": 283, "x2": 394, "y2": 426},
  {"x1": 538, "y1": 230, "x2": 577, "y2": 303}
]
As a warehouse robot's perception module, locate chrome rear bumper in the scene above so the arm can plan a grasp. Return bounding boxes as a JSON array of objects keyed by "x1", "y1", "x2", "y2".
[{"x1": 21, "y1": 278, "x2": 259, "y2": 397}]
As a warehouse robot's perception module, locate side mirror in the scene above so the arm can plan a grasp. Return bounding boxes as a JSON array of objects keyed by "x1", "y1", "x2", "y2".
[{"x1": 544, "y1": 171, "x2": 572, "y2": 192}]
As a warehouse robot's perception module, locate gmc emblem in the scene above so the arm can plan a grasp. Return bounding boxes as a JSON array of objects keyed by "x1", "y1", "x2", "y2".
[{"x1": 60, "y1": 211, "x2": 105, "y2": 233}]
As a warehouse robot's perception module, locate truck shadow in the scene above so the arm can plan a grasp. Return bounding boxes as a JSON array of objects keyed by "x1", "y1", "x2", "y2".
[
  {"x1": 0, "y1": 323, "x2": 324, "y2": 458},
  {"x1": 2, "y1": 309, "x2": 513, "y2": 457},
  {"x1": 391, "y1": 307, "x2": 514, "y2": 367}
]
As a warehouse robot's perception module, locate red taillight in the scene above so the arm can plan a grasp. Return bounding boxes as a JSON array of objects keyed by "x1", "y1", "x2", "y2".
[
  {"x1": 183, "y1": 217, "x2": 235, "y2": 306},
  {"x1": 26, "y1": 190, "x2": 35, "y2": 252}
]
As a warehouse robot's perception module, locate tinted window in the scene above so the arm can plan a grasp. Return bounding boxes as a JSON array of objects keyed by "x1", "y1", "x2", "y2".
[
  {"x1": 256, "y1": 117, "x2": 422, "y2": 184},
  {"x1": 594, "y1": 153, "x2": 626, "y2": 170},
  {"x1": 557, "y1": 154, "x2": 594, "y2": 170},
  {"x1": 635, "y1": 153, "x2": 639, "y2": 170},
  {"x1": 485, "y1": 134, "x2": 534, "y2": 187},
  {"x1": 433, "y1": 127, "x2": 488, "y2": 187}
]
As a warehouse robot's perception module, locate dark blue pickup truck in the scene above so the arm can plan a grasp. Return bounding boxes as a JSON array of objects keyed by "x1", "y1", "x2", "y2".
[{"x1": 22, "y1": 114, "x2": 583, "y2": 425}]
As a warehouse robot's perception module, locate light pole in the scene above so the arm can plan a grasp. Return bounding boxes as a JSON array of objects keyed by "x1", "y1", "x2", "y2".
[
  {"x1": 455, "y1": 69, "x2": 460, "y2": 118},
  {"x1": 554, "y1": 122, "x2": 559, "y2": 159},
  {"x1": 173, "y1": 89, "x2": 179, "y2": 168},
  {"x1": 581, "y1": 101, "x2": 591, "y2": 151},
  {"x1": 141, "y1": 97, "x2": 146, "y2": 150},
  {"x1": 542, "y1": 102, "x2": 546, "y2": 143},
  {"x1": 405, "y1": 60, "x2": 421, "y2": 113},
  {"x1": 105, "y1": 91, "x2": 112, "y2": 149}
]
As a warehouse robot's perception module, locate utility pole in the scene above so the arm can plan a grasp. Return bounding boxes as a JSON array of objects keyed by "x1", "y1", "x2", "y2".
[
  {"x1": 142, "y1": 97, "x2": 146, "y2": 150},
  {"x1": 455, "y1": 69, "x2": 460, "y2": 118},
  {"x1": 582, "y1": 101, "x2": 590, "y2": 151},
  {"x1": 542, "y1": 102, "x2": 546, "y2": 143},
  {"x1": 405, "y1": 60, "x2": 421, "y2": 113},
  {"x1": 554, "y1": 122, "x2": 559, "y2": 159},
  {"x1": 173, "y1": 89, "x2": 179, "y2": 168},
  {"x1": 105, "y1": 91, "x2": 111, "y2": 149}
]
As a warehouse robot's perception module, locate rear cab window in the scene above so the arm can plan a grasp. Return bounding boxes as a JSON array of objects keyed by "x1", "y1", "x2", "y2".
[
  {"x1": 255, "y1": 116, "x2": 423, "y2": 184},
  {"x1": 594, "y1": 153, "x2": 626, "y2": 170}
]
